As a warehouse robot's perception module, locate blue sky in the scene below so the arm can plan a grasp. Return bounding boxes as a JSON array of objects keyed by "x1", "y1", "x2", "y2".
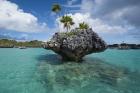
[{"x1": 0, "y1": 0, "x2": 140, "y2": 44}]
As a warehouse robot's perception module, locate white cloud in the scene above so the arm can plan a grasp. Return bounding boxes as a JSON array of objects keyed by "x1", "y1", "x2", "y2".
[
  {"x1": 57, "y1": 13, "x2": 129, "y2": 34},
  {"x1": 81, "y1": 0, "x2": 94, "y2": 12},
  {"x1": 21, "y1": 34, "x2": 28, "y2": 39},
  {"x1": 67, "y1": 0, "x2": 77, "y2": 5},
  {"x1": 60, "y1": 0, "x2": 139, "y2": 43},
  {"x1": 0, "y1": 0, "x2": 47, "y2": 32}
]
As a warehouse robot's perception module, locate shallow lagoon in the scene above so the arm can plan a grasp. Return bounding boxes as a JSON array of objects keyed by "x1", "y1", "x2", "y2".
[{"x1": 0, "y1": 48, "x2": 140, "y2": 93}]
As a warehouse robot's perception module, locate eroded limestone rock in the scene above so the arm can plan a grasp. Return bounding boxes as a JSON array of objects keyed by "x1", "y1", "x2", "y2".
[{"x1": 43, "y1": 28, "x2": 107, "y2": 61}]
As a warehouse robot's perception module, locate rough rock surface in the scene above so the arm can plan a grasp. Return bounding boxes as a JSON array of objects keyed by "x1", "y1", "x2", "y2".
[{"x1": 43, "y1": 28, "x2": 107, "y2": 61}]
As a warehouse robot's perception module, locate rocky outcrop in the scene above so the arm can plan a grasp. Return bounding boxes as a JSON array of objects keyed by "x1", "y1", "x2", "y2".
[{"x1": 43, "y1": 28, "x2": 107, "y2": 61}]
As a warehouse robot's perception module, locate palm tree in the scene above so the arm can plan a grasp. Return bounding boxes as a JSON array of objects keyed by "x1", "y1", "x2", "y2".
[
  {"x1": 52, "y1": 4, "x2": 61, "y2": 31},
  {"x1": 52, "y1": 4, "x2": 61, "y2": 14},
  {"x1": 60, "y1": 15, "x2": 74, "y2": 32},
  {"x1": 79, "y1": 22, "x2": 89, "y2": 30}
]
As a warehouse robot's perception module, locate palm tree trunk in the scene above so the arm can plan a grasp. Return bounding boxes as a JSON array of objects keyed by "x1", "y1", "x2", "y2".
[
  {"x1": 57, "y1": 12, "x2": 61, "y2": 32},
  {"x1": 66, "y1": 27, "x2": 68, "y2": 32}
]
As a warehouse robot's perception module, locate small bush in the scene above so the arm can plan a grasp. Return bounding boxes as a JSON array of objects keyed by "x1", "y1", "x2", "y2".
[{"x1": 60, "y1": 30, "x2": 80, "y2": 37}]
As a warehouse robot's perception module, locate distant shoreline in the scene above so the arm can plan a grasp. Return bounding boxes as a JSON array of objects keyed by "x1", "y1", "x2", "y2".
[
  {"x1": 108, "y1": 43, "x2": 140, "y2": 49},
  {"x1": 0, "y1": 39, "x2": 140, "y2": 49},
  {"x1": 0, "y1": 46, "x2": 43, "y2": 48},
  {"x1": 0, "y1": 39, "x2": 44, "y2": 48}
]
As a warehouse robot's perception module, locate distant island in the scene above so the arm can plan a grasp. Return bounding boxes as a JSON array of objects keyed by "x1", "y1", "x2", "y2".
[
  {"x1": 108, "y1": 43, "x2": 140, "y2": 49},
  {"x1": 0, "y1": 39, "x2": 44, "y2": 48}
]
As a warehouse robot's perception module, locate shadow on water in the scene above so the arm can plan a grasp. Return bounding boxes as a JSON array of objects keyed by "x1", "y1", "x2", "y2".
[
  {"x1": 36, "y1": 53, "x2": 107, "y2": 65},
  {"x1": 36, "y1": 54, "x2": 63, "y2": 65},
  {"x1": 35, "y1": 53, "x2": 140, "y2": 93}
]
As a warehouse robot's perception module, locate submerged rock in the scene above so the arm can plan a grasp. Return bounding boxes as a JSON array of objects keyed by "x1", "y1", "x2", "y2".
[
  {"x1": 43, "y1": 28, "x2": 107, "y2": 61},
  {"x1": 37, "y1": 60, "x2": 129, "y2": 93}
]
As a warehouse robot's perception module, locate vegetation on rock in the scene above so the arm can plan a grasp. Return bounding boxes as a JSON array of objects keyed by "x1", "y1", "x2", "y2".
[
  {"x1": 60, "y1": 29, "x2": 80, "y2": 37},
  {"x1": 60, "y1": 15, "x2": 75, "y2": 32},
  {"x1": 79, "y1": 22, "x2": 89, "y2": 29}
]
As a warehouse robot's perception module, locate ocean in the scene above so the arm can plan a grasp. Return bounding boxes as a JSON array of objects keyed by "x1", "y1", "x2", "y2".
[{"x1": 0, "y1": 48, "x2": 140, "y2": 93}]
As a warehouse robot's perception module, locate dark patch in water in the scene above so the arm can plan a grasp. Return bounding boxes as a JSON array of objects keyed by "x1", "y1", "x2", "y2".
[{"x1": 36, "y1": 54, "x2": 63, "y2": 65}]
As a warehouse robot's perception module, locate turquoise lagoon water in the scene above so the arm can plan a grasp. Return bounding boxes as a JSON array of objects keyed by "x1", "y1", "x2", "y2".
[{"x1": 0, "y1": 48, "x2": 140, "y2": 93}]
